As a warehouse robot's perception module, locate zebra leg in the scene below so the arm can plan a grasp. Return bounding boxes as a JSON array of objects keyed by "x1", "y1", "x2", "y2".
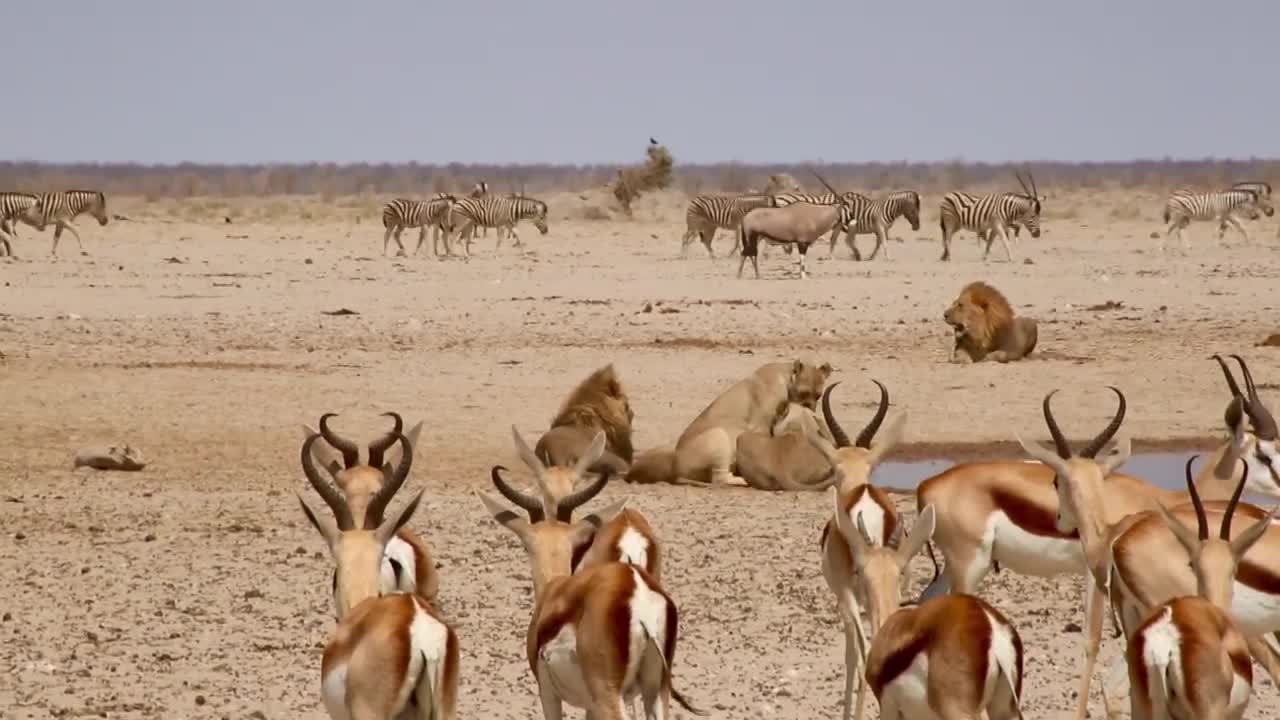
[
  {"x1": 1223, "y1": 213, "x2": 1250, "y2": 245},
  {"x1": 505, "y1": 226, "x2": 522, "y2": 249},
  {"x1": 69, "y1": 222, "x2": 86, "y2": 254},
  {"x1": 939, "y1": 222, "x2": 954, "y2": 261},
  {"x1": 992, "y1": 225, "x2": 1014, "y2": 262},
  {"x1": 382, "y1": 224, "x2": 395, "y2": 256},
  {"x1": 701, "y1": 228, "x2": 717, "y2": 259},
  {"x1": 50, "y1": 224, "x2": 64, "y2": 256},
  {"x1": 827, "y1": 226, "x2": 842, "y2": 255},
  {"x1": 413, "y1": 227, "x2": 428, "y2": 256}
]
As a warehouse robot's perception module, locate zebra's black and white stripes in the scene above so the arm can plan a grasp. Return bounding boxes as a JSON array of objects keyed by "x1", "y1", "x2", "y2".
[
  {"x1": 0, "y1": 191, "x2": 40, "y2": 256},
  {"x1": 1161, "y1": 188, "x2": 1273, "y2": 254},
  {"x1": 29, "y1": 190, "x2": 109, "y2": 255},
  {"x1": 938, "y1": 190, "x2": 1041, "y2": 262},
  {"x1": 681, "y1": 193, "x2": 776, "y2": 257},
  {"x1": 829, "y1": 190, "x2": 921, "y2": 261},
  {"x1": 380, "y1": 195, "x2": 458, "y2": 256},
  {"x1": 449, "y1": 195, "x2": 549, "y2": 255}
]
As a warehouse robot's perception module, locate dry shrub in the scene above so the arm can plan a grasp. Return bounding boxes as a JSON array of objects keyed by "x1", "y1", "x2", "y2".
[
  {"x1": 1109, "y1": 202, "x2": 1143, "y2": 221},
  {"x1": 613, "y1": 143, "x2": 675, "y2": 217},
  {"x1": 763, "y1": 173, "x2": 801, "y2": 194}
]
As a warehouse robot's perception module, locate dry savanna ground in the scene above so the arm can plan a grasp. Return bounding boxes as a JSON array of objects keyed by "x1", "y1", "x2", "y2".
[{"x1": 2, "y1": 187, "x2": 1279, "y2": 719}]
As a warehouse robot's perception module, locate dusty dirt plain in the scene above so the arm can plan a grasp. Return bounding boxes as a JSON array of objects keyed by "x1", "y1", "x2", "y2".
[{"x1": 1, "y1": 187, "x2": 1279, "y2": 719}]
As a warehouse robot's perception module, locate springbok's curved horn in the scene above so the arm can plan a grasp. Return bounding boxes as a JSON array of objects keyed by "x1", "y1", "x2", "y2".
[
  {"x1": 1182, "y1": 454, "x2": 1208, "y2": 541},
  {"x1": 820, "y1": 382, "x2": 851, "y2": 448},
  {"x1": 1230, "y1": 354, "x2": 1278, "y2": 440},
  {"x1": 363, "y1": 431, "x2": 412, "y2": 529},
  {"x1": 490, "y1": 465, "x2": 544, "y2": 522},
  {"x1": 854, "y1": 380, "x2": 890, "y2": 450},
  {"x1": 1220, "y1": 458, "x2": 1249, "y2": 540},
  {"x1": 1042, "y1": 390, "x2": 1072, "y2": 459},
  {"x1": 318, "y1": 413, "x2": 359, "y2": 468},
  {"x1": 556, "y1": 469, "x2": 614, "y2": 522},
  {"x1": 1080, "y1": 387, "x2": 1126, "y2": 459},
  {"x1": 301, "y1": 433, "x2": 355, "y2": 530},
  {"x1": 367, "y1": 411, "x2": 405, "y2": 468},
  {"x1": 1213, "y1": 354, "x2": 1244, "y2": 398}
]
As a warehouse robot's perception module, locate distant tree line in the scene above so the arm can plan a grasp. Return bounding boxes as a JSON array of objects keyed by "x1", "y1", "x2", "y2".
[{"x1": 0, "y1": 157, "x2": 1274, "y2": 198}]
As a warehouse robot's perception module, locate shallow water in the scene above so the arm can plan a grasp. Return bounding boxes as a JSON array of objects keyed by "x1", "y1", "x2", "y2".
[{"x1": 875, "y1": 451, "x2": 1276, "y2": 507}]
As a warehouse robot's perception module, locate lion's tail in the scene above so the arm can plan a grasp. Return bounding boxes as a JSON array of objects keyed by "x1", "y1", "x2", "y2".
[{"x1": 626, "y1": 447, "x2": 677, "y2": 485}]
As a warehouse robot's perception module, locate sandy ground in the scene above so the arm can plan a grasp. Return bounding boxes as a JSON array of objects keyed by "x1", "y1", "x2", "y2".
[{"x1": 1, "y1": 188, "x2": 1278, "y2": 719}]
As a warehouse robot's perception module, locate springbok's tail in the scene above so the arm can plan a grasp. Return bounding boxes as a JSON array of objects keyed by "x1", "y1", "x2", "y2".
[{"x1": 644, "y1": 634, "x2": 708, "y2": 716}]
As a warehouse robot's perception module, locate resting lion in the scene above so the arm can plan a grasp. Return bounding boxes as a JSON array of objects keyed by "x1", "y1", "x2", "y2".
[
  {"x1": 534, "y1": 363, "x2": 634, "y2": 475},
  {"x1": 944, "y1": 281, "x2": 1038, "y2": 363},
  {"x1": 626, "y1": 359, "x2": 833, "y2": 486},
  {"x1": 734, "y1": 401, "x2": 836, "y2": 491}
]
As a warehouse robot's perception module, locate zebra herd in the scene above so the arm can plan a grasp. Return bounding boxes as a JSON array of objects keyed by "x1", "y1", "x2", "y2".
[
  {"x1": 0, "y1": 190, "x2": 109, "y2": 257},
  {"x1": 379, "y1": 181, "x2": 550, "y2": 258},
  {"x1": 680, "y1": 174, "x2": 1276, "y2": 274}
]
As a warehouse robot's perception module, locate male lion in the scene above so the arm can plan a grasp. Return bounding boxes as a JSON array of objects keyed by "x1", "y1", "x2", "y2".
[
  {"x1": 943, "y1": 281, "x2": 1039, "y2": 363},
  {"x1": 534, "y1": 363, "x2": 635, "y2": 475},
  {"x1": 626, "y1": 359, "x2": 834, "y2": 486}
]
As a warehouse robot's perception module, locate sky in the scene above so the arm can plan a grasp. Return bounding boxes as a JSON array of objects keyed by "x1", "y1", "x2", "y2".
[{"x1": 3, "y1": 0, "x2": 1277, "y2": 166}]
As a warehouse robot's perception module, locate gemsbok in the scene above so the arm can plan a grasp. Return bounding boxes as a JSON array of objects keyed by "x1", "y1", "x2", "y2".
[{"x1": 297, "y1": 429, "x2": 459, "y2": 720}]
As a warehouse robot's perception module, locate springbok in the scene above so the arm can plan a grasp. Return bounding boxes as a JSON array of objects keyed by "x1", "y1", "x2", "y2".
[
  {"x1": 917, "y1": 356, "x2": 1280, "y2": 719},
  {"x1": 477, "y1": 446, "x2": 706, "y2": 720},
  {"x1": 302, "y1": 412, "x2": 438, "y2": 606},
  {"x1": 830, "y1": 492, "x2": 1026, "y2": 720},
  {"x1": 297, "y1": 429, "x2": 459, "y2": 720},
  {"x1": 1127, "y1": 455, "x2": 1276, "y2": 720},
  {"x1": 1102, "y1": 361, "x2": 1280, "y2": 706},
  {"x1": 812, "y1": 380, "x2": 919, "y2": 720}
]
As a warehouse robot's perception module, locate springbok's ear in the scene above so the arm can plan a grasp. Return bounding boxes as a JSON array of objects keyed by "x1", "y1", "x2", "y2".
[
  {"x1": 1154, "y1": 502, "x2": 1200, "y2": 558},
  {"x1": 1100, "y1": 436, "x2": 1132, "y2": 476},
  {"x1": 867, "y1": 411, "x2": 908, "y2": 466},
  {"x1": 298, "y1": 494, "x2": 338, "y2": 550},
  {"x1": 574, "y1": 432, "x2": 607, "y2": 477},
  {"x1": 476, "y1": 490, "x2": 531, "y2": 540},
  {"x1": 511, "y1": 425, "x2": 547, "y2": 477},
  {"x1": 1230, "y1": 505, "x2": 1279, "y2": 560},
  {"x1": 376, "y1": 490, "x2": 424, "y2": 546},
  {"x1": 1016, "y1": 433, "x2": 1069, "y2": 476},
  {"x1": 896, "y1": 504, "x2": 936, "y2": 568}
]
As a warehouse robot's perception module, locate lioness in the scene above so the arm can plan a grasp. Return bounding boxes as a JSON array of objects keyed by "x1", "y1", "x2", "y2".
[
  {"x1": 735, "y1": 401, "x2": 836, "y2": 491},
  {"x1": 626, "y1": 359, "x2": 834, "y2": 485},
  {"x1": 535, "y1": 363, "x2": 634, "y2": 475},
  {"x1": 944, "y1": 281, "x2": 1038, "y2": 363}
]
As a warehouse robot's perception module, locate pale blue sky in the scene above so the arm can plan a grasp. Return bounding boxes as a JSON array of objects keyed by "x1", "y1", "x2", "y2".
[{"x1": 4, "y1": 0, "x2": 1276, "y2": 165}]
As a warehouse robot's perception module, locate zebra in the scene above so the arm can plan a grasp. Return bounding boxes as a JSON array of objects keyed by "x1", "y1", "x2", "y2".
[
  {"x1": 828, "y1": 190, "x2": 922, "y2": 261},
  {"x1": 380, "y1": 195, "x2": 458, "y2": 257},
  {"x1": 467, "y1": 181, "x2": 504, "y2": 241},
  {"x1": 449, "y1": 194, "x2": 549, "y2": 256},
  {"x1": 28, "y1": 190, "x2": 109, "y2": 256},
  {"x1": 938, "y1": 171, "x2": 1042, "y2": 262},
  {"x1": 1161, "y1": 188, "x2": 1273, "y2": 255},
  {"x1": 0, "y1": 191, "x2": 41, "y2": 257},
  {"x1": 680, "y1": 193, "x2": 776, "y2": 258},
  {"x1": 1227, "y1": 181, "x2": 1277, "y2": 238}
]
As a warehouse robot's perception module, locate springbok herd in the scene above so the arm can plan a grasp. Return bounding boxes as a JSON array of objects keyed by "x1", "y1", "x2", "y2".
[
  {"x1": 1, "y1": 175, "x2": 1276, "y2": 274},
  {"x1": 292, "y1": 351, "x2": 1280, "y2": 720}
]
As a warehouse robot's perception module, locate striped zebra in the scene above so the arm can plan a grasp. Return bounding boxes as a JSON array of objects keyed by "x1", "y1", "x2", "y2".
[
  {"x1": 828, "y1": 190, "x2": 922, "y2": 261},
  {"x1": 1161, "y1": 188, "x2": 1273, "y2": 254},
  {"x1": 1227, "y1": 181, "x2": 1277, "y2": 239},
  {"x1": 449, "y1": 194, "x2": 549, "y2": 256},
  {"x1": 28, "y1": 190, "x2": 109, "y2": 256},
  {"x1": 0, "y1": 191, "x2": 41, "y2": 257},
  {"x1": 681, "y1": 193, "x2": 776, "y2": 258},
  {"x1": 380, "y1": 195, "x2": 458, "y2": 257},
  {"x1": 467, "y1": 181, "x2": 504, "y2": 241},
  {"x1": 939, "y1": 171, "x2": 1042, "y2": 262}
]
